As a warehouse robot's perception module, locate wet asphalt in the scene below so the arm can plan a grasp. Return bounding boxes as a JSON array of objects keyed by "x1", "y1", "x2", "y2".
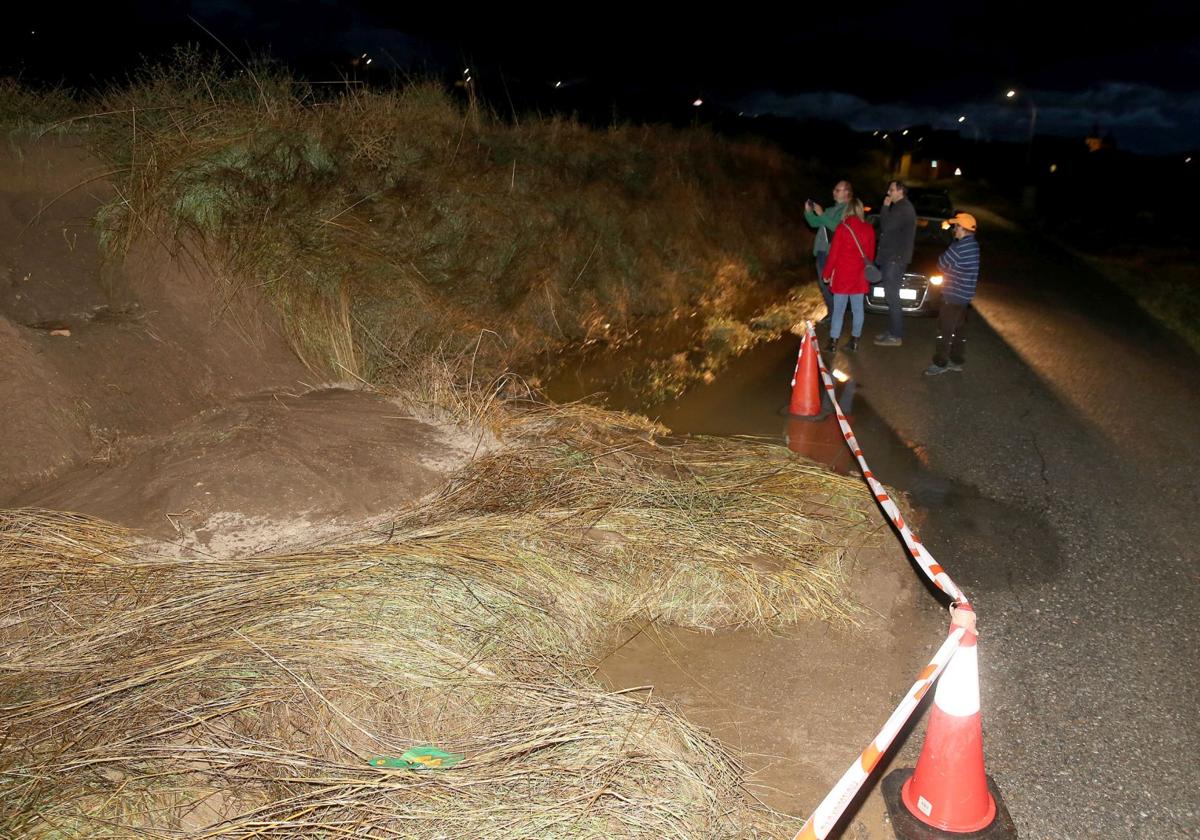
[
  {"x1": 838, "y1": 220, "x2": 1200, "y2": 840},
  {"x1": 591, "y1": 216, "x2": 1200, "y2": 839}
]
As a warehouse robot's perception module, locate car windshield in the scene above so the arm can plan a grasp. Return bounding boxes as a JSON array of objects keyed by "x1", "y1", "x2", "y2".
[
  {"x1": 868, "y1": 192, "x2": 953, "y2": 245},
  {"x1": 908, "y1": 189, "x2": 954, "y2": 218}
]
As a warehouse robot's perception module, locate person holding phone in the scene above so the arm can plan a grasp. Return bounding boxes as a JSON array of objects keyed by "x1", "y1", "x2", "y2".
[
  {"x1": 873, "y1": 180, "x2": 917, "y2": 346},
  {"x1": 804, "y1": 180, "x2": 853, "y2": 322}
]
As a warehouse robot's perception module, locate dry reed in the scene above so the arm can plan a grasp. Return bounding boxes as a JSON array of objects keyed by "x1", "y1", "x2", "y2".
[{"x1": 0, "y1": 402, "x2": 872, "y2": 838}]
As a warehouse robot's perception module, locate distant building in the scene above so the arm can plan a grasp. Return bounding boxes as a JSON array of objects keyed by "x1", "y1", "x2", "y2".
[{"x1": 1085, "y1": 125, "x2": 1116, "y2": 153}]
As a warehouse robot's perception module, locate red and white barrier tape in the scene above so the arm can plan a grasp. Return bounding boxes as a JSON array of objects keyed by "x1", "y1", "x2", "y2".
[
  {"x1": 806, "y1": 321, "x2": 969, "y2": 606},
  {"x1": 792, "y1": 627, "x2": 966, "y2": 840},
  {"x1": 790, "y1": 321, "x2": 975, "y2": 839}
]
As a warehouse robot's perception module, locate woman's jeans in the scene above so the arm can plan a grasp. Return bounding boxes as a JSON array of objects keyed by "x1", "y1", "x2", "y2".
[{"x1": 830, "y1": 293, "x2": 864, "y2": 339}]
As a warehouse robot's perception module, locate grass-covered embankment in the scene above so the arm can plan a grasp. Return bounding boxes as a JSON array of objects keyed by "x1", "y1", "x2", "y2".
[
  {"x1": 1080, "y1": 250, "x2": 1200, "y2": 353},
  {"x1": 16, "y1": 48, "x2": 819, "y2": 388}
]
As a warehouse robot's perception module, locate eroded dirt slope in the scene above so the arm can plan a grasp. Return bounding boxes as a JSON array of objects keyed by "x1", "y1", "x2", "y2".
[{"x1": 1, "y1": 138, "x2": 478, "y2": 535}]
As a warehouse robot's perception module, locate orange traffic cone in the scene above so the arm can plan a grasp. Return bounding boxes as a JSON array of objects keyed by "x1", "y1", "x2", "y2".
[
  {"x1": 787, "y1": 329, "x2": 823, "y2": 418},
  {"x1": 883, "y1": 607, "x2": 1017, "y2": 838}
]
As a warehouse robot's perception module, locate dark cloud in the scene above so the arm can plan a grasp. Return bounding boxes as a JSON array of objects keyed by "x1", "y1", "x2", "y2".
[
  {"x1": 741, "y1": 83, "x2": 1200, "y2": 155},
  {"x1": 4, "y1": 4, "x2": 1197, "y2": 154}
]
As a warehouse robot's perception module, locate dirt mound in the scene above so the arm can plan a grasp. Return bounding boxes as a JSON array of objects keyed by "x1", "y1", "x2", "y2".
[
  {"x1": 17, "y1": 387, "x2": 485, "y2": 544},
  {"x1": 0, "y1": 317, "x2": 92, "y2": 485},
  {"x1": 0, "y1": 137, "x2": 309, "y2": 498}
]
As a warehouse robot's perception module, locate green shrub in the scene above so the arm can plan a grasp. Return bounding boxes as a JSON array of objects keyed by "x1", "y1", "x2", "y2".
[{"x1": 702, "y1": 316, "x2": 756, "y2": 367}]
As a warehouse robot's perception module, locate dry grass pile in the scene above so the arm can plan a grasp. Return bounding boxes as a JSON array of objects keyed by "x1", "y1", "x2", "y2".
[
  {"x1": 0, "y1": 405, "x2": 876, "y2": 837},
  {"x1": 421, "y1": 402, "x2": 869, "y2": 626},
  {"x1": 15, "y1": 47, "x2": 810, "y2": 384}
]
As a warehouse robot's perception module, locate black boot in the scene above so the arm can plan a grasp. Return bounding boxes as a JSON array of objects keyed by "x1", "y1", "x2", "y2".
[
  {"x1": 846, "y1": 337, "x2": 860, "y2": 352},
  {"x1": 825, "y1": 337, "x2": 838, "y2": 353}
]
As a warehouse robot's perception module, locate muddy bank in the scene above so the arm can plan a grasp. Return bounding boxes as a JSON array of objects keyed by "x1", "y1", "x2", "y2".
[
  {"x1": 0, "y1": 137, "x2": 308, "y2": 498},
  {"x1": 597, "y1": 516, "x2": 944, "y2": 837},
  {"x1": 15, "y1": 387, "x2": 489, "y2": 547}
]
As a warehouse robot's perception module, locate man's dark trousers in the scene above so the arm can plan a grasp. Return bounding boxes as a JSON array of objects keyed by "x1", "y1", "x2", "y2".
[
  {"x1": 815, "y1": 251, "x2": 835, "y2": 315},
  {"x1": 933, "y1": 302, "x2": 969, "y2": 367},
  {"x1": 881, "y1": 260, "x2": 907, "y2": 338}
]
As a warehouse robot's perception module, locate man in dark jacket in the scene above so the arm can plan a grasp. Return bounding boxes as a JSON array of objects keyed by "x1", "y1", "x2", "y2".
[{"x1": 873, "y1": 180, "x2": 917, "y2": 346}]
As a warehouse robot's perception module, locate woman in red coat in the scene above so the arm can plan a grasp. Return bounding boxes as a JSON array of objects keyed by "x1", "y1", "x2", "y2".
[{"x1": 821, "y1": 198, "x2": 876, "y2": 352}]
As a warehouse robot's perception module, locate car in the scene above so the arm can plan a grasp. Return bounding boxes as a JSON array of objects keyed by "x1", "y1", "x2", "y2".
[{"x1": 863, "y1": 188, "x2": 954, "y2": 316}]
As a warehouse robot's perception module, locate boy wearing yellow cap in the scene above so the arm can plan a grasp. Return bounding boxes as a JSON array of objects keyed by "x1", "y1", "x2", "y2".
[{"x1": 924, "y1": 213, "x2": 980, "y2": 376}]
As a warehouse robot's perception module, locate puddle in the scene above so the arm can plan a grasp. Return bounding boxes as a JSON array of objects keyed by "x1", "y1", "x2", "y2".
[
  {"x1": 557, "y1": 333, "x2": 1067, "y2": 590},
  {"x1": 547, "y1": 329, "x2": 1067, "y2": 594},
  {"x1": 594, "y1": 617, "x2": 928, "y2": 824}
]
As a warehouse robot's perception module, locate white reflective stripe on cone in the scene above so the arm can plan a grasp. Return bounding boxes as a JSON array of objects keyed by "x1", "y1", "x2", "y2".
[{"x1": 933, "y1": 643, "x2": 980, "y2": 717}]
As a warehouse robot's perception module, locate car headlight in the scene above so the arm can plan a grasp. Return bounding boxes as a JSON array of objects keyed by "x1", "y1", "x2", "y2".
[{"x1": 929, "y1": 275, "x2": 944, "y2": 285}]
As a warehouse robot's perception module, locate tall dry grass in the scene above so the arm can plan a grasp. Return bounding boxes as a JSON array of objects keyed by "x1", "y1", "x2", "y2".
[
  {"x1": 0, "y1": 403, "x2": 879, "y2": 836},
  {"x1": 27, "y1": 48, "x2": 809, "y2": 384}
]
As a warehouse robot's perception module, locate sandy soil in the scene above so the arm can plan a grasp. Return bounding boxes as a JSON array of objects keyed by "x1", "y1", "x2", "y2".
[
  {"x1": 1, "y1": 136, "x2": 944, "y2": 837},
  {"x1": 15, "y1": 387, "x2": 490, "y2": 546}
]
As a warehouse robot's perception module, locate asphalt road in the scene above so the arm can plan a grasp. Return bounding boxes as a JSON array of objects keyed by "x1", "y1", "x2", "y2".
[{"x1": 829, "y1": 213, "x2": 1200, "y2": 840}]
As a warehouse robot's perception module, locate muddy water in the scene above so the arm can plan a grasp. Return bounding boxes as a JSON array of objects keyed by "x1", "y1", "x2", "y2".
[
  {"x1": 553, "y1": 332, "x2": 1062, "y2": 587},
  {"x1": 551, "y1": 334, "x2": 1058, "y2": 832}
]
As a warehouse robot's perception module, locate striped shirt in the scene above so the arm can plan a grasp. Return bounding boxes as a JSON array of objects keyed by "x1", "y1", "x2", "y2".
[{"x1": 937, "y1": 234, "x2": 980, "y2": 305}]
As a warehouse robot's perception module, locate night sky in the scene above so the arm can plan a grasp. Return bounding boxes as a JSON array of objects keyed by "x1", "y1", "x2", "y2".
[{"x1": 4, "y1": 2, "x2": 1198, "y2": 154}]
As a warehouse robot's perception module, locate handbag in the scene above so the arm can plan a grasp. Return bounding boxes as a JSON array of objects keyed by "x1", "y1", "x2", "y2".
[
  {"x1": 843, "y1": 221, "x2": 882, "y2": 284},
  {"x1": 814, "y1": 225, "x2": 830, "y2": 253}
]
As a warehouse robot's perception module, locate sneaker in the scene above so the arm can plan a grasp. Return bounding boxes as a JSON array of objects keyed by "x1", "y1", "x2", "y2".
[
  {"x1": 846, "y1": 337, "x2": 860, "y2": 352},
  {"x1": 824, "y1": 337, "x2": 838, "y2": 353},
  {"x1": 874, "y1": 334, "x2": 902, "y2": 346},
  {"x1": 923, "y1": 363, "x2": 950, "y2": 376},
  {"x1": 948, "y1": 362, "x2": 964, "y2": 372}
]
